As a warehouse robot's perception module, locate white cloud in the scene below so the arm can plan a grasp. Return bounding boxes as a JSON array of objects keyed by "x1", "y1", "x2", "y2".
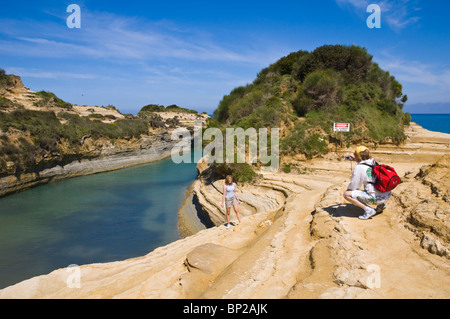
[
  {"x1": 376, "y1": 55, "x2": 450, "y2": 87},
  {"x1": 374, "y1": 52, "x2": 450, "y2": 103},
  {"x1": 0, "y1": 12, "x2": 277, "y2": 66},
  {"x1": 5, "y1": 67, "x2": 97, "y2": 80}
]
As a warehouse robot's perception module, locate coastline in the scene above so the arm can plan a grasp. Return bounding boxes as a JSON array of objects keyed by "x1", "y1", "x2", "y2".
[
  {"x1": 177, "y1": 182, "x2": 207, "y2": 238},
  {"x1": 1, "y1": 122, "x2": 449, "y2": 298},
  {"x1": 0, "y1": 132, "x2": 179, "y2": 198}
]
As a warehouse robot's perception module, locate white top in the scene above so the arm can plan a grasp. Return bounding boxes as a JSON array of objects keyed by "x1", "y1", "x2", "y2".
[
  {"x1": 347, "y1": 159, "x2": 377, "y2": 196},
  {"x1": 225, "y1": 183, "x2": 236, "y2": 198}
]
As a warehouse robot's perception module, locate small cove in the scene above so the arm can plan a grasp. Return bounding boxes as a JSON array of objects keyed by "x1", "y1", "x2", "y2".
[{"x1": 0, "y1": 155, "x2": 197, "y2": 289}]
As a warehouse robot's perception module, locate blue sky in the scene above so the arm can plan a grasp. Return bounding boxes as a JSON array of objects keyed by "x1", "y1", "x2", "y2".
[{"x1": 1, "y1": 0, "x2": 449, "y2": 114}]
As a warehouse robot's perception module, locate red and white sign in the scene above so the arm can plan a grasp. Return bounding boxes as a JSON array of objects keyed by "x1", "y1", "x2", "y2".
[{"x1": 333, "y1": 123, "x2": 350, "y2": 132}]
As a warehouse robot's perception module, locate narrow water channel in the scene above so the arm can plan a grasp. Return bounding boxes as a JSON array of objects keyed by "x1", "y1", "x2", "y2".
[{"x1": 0, "y1": 155, "x2": 197, "y2": 289}]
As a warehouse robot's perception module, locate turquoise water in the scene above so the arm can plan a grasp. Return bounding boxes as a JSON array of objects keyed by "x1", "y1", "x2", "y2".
[
  {"x1": 0, "y1": 155, "x2": 197, "y2": 289},
  {"x1": 411, "y1": 114, "x2": 450, "y2": 134}
]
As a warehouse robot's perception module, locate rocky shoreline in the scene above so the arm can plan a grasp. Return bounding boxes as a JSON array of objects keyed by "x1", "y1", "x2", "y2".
[
  {"x1": 0, "y1": 123, "x2": 449, "y2": 298},
  {"x1": 0, "y1": 73, "x2": 209, "y2": 199},
  {"x1": 0, "y1": 131, "x2": 179, "y2": 198}
]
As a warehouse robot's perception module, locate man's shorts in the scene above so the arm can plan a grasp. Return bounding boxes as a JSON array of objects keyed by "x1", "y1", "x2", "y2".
[
  {"x1": 225, "y1": 196, "x2": 238, "y2": 208},
  {"x1": 351, "y1": 190, "x2": 391, "y2": 206}
]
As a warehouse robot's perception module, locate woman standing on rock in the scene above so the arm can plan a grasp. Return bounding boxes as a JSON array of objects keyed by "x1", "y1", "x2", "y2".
[{"x1": 221, "y1": 175, "x2": 242, "y2": 229}]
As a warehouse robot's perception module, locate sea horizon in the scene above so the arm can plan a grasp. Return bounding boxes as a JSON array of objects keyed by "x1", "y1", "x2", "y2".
[{"x1": 410, "y1": 113, "x2": 450, "y2": 134}]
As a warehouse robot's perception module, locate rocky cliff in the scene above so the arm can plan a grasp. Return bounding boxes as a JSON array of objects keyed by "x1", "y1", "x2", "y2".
[
  {"x1": 0, "y1": 131, "x2": 177, "y2": 197},
  {"x1": 1, "y1": 123, "x2": 448, "y2": 299},
  {"x1": 0, "y1": 74, "x2": 205, "y2": 197}
]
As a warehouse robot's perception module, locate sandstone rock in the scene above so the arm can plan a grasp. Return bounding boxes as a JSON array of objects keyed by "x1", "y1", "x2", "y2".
[
  {"x1": 185, "y1": 243, "x2": 237, "y2": 274},
  {"x1": 421, "y1": 233, "x2": 450, "y2": 259}
]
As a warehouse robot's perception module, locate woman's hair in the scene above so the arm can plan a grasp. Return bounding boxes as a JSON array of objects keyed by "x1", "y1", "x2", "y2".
[
  {"x1": 225, "y1": 175, "x2": 233, "y2": 185},
  {"x1": 354, "y1": 149, "x2": 371, "y2": 162}
]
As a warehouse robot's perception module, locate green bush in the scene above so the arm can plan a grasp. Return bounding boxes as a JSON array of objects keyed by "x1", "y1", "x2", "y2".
[
  {"x1": 0, "y1": 109, "x2": 153, "y2": 175},
  {"x1": 213, "y1": 162, "x2": 257, "y2": 183},
  {"x1": 34, "y1": 91, "x2": 72, "y2": 110},
  {"x1": 282, "y1": 164, "x2": 292, "y2": 173},
  {"x1": 0, "y1": 72, "x2": 13, "y2": 89},
  {"x1": 138, "y1": 104, "x2": 198, "y2": 118},
  {"x1": 295, "y1": 69, "x2": 342, "y2": 114},
  {"x1": 403, "y1": 112, "x2": 412, "y2": 126},
  {"x1": 0, "y1": 97, "x2": 23, "y2": 110},
  {"x1": 299, "y1": 45, "x2": 373, "y2": 83},
  {"x1": 214, "y1": 85, "x2": 251, "y2": 122},
  {"x1": 281, "y1": 121, "x2": 328, "y2": 159},
  {"x1": 273, "y1": 51, "x2": 309, "y2": 76},
  {"x1": 166, "y1": 104, "x2": 198, "y2": 113}
]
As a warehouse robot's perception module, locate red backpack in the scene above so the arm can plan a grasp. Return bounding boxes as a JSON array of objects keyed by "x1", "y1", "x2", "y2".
[{"x1": 362, "y1": 162, "x2": 401, "y2": 193}]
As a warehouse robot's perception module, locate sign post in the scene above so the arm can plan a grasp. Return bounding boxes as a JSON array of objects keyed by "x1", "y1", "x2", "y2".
[{"x1": 333, "y1": 123, "x2": 350, "y2": 148}]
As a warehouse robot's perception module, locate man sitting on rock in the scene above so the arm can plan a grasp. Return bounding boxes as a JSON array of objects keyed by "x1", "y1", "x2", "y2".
[{"x1": 343, "y1": 146, "x2": 391, "y2": 220}]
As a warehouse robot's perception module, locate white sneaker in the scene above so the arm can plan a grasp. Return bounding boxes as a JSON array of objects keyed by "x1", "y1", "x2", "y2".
[
  {"x1": 226, "y1": 223, "x2": 231, "y2": 229},
  {"x1": 359, "y1": 207, "x2": 376, "y2": 220}
]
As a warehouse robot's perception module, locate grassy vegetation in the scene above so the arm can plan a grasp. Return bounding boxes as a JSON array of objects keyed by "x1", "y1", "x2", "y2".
[
  {"x1": 0, "y1": 69, "x2": 205, "y2": 177},
  {"x1": 138, "y1": 103, "x2": 199, "y2": 118},
  {"x1": 0, "y1": 108, "x2": 153, "y2": 176},
  {"x1": 213, "y1": 162, "x2": 258, "y2": 183},
  {"x1": 211, "y1": 44, "x2": 411, "y2": 161},
  {"x1": 0, "y1": 96, "x2": 23, "y2": 110},
  {"x1": 0, "y1": 69, "x2": 13, "y2": 89},
  {"x1": 34, "y1": 91, "x2": 73, "y2": 110}
]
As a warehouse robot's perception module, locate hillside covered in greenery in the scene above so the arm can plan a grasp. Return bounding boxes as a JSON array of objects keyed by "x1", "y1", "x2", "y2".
[
  {"x1": 0, "y1": 70, "x2": 200, "y2": 177},
  {"x1": 210, "y1": 44, "x2": 411, "y2": 159}
]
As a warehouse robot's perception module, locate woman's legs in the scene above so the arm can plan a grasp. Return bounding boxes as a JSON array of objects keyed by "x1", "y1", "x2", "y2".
[
  {"x1": 226, "y1": 207, "x2": 231, "y2": 225},
  {"x1": 233, "y1": 204, "x2": 241, "y2": 224}
]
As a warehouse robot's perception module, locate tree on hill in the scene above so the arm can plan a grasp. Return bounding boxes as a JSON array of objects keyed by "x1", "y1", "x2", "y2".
[{"x1": 211, "y1": 44, "x2": 411, "y2": 159}]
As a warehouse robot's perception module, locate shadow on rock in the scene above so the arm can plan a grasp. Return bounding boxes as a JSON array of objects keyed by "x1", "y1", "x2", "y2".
[{"x1": 319, "y1": 203, "x2": 362, "y2": 218}]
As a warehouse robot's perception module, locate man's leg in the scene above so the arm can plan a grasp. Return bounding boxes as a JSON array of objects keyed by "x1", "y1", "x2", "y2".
[
  {"x1": 374, "y1": 191, "x2": 391, "y2": 214},
  {"x1": 343, "y1": 190, "x2": 367, "y2": 210},
  {"x1": 343, "y1": 190, "x2": 377, "y2": 219}
]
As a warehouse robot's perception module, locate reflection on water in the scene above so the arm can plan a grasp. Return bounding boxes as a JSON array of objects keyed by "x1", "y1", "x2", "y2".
[{"x1": 0, "y1": 155, "x2": 197, "y2": 289}]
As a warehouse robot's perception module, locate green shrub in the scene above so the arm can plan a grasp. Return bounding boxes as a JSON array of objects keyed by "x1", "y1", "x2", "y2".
[
  {"x1": 303, "y1": 45, "x2": 373, "y2": 82},
  {"x1": 0, "y1": 97, "x2": 23, "y2": 110},
  {"x1": 214, "y1": 85, "x2": 251, "y2": 122},
  {"x1": 0, "y1": 108, "x2": 154, "y2": 175},
  {"x1": 282, "y1": 164, "x2": 292, "y2": 173},
  {"x1": 273, "y1": 51, "x2": 309, "y2": 75},
  {"x1": 0, "y1": 72, "x2": 13, "y2": 89},
  {"x1": 138, "y1": 104, "x2": 198, "y2": 118},
  {"x1": 403, "y1": 112, "x2": 412, "y2": 126},
  {"x1": 166, "y1": 104, "x2": 198, "y2": 113},
  {"x1": 34, "y1": 91, "x2": 72, "y2": 110},
  {"x1": 281, "y1": 121, "x2": 328, "y2": 159},
  {"x1": 213, "y1": 162, "x2": 257, "y2": 183}
]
